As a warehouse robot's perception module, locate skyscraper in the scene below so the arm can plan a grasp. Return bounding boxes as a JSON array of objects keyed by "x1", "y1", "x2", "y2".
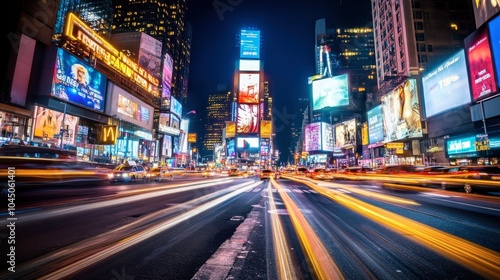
[{"x1": 203, "y1": 89, "x2": 232, "y2": 156}]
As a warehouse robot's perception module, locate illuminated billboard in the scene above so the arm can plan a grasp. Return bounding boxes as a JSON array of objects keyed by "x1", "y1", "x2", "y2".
[
  {"x1": 34, "y1": 106, "x2": 79, "y2": 145},
  {"x1": 52, "y1": 48, "x2": 107, "y2": 112},
  {"x1": 304, "y1": 122, "x2": 321, "y2": 152},
  {"x1": 240, "y1": 29, "x2": 260, "y2": 59},
  {"x1": 138, "y1": 33, "x2": 162, "y2": 78},
  {"x1": 335, "y1": 118, "x2": 356, "y2": 148},
  {"x1": 107, "y1": 84, "x2": 154, "y2": 130},
  {"x1": 237, "y1": 104, "x2": 259, "y2": 134},
  {"x1": 465, "y1": 27, "x2": 497, "y2": 101},
  {"x1": 162, "y1": 135, "x2": 172, "y2": 157},
  {"x1": 227, "y1": 139, "x2": 235, "y2": 157},
  {"x1": 472, "y1": 0, "x2": 500, "y2": 28},
  {"x1": 422, "y1": 50, "x2": 471, "y2": 118},
  {"x1": 239, "y1": 59, "x2": 260, "y2": 71},
  {"x1": 260, "y1": 120, "x2": 272, "y2": 138},
  {"x1": 367, "y1": 105, "x2": 384, "y2": 144},
  {"x1": 161, "y1": 53, "x2": 174, "y2": 105},
  {"x1": 236, "y1": 137, "x2": 259, "y2": 150},
  {"x1": 158, "y1": 113, "x2": 170, "y2": 133},
  {"x1": 446, "y1": 135, "x2": 477, "y2": 156},
  {"x1": 260, "y1": 138, "x2": 270, "y2": 157},
  {"x1": 381, "y1": 79, "x2": 423, "y2": 142},
  {"x1": 321, "y1": 122, "x2": 334, "y2": 152},
  {"x1": 312, "y1": 74, "x2": 349, "y2": 110},
  {"x1": 489, "y1": 15, "x2": 500, "y2": 88},
  {"x1": 226, "y1": 121, "x2": 236, "y2": 138},
  {"x1": 170, "y1": 95, "x2": 182, "y2": 117},
  {"x1": 238, "y1": 73, "x2": 260, "y2": 103}
]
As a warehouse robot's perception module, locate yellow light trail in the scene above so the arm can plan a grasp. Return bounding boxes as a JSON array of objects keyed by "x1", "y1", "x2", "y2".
[
  {"x1": 270, "y1": 179, "x2": 345, "y2": 280},
  {"x1": 292, "y1": 178, "x2": 500, "y2": 279}
]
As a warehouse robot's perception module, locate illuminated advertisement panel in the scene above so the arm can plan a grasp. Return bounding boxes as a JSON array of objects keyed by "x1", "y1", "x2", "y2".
[
  {"x1": 138, "y1": 33, "x2": 162, "y2": 78},
  {"x1": 188, "y1": 133, "x2": 196, "y2": 143},
  {"x1": 107, "y1": 84, "x2": 154, "y2": 130},
  {"x1": 161, "y1": 53, "x2": 174, "y2": 109},
  {"x1": 34, "y1": 106, "x2": 79, "y2": 145},
  {"x1": 361, "y1": 122, "x2": 369, "y2": 146},
  {"x1": 312, "y1": 74, "x2": 349, "y2": 110},
  {"x1": 238, "y1": 73, "x2": 260, "y2": 103},
  {"x1": 117, "y1": 94, "x2": 151, "y2": 127},
  {"x1": 335, "y1": 118, "x2": 356, "y2": 148},
  {"x1": 304, "y1": 122, "x2": 321, "y2": 152},
  {"x1": 158, "y1": 113, "x2": 170, "y2": 133},
  {"x1": 446, "y1": 135, "x2": 477, "y2": 156},
  {"x1": 489, "y1": 15, "x2": 500, "y2": 87},
  {"x1": 260, "y1": 138, "x2": 270, "y2": 156},
  {"x1": 465, "y1": 27, "x2": 497, "y2": 101},
  {"x1": 321, "y1": 122, "x2": 334, "y2": 152},
  {"x1": 226, "y1": 121, "x2": 236, "y2": 138},
  {"x1": 227, "y1": 139, "x2": 235, "y2": 157},
  {"x1": 236, "y1": 137, "x2": 259, "y2": 150},
  {"x1": 422, "y1": 50, "x2": 471, "y2": 117},
  {"x1": 170, "y1": 95, "x2": 182, "y2": 117},
  {"x1": 52, "y1": 48, "x2": 107, "y2": 112},
  {"x1": 162, "y1": 135, "x2": 172, "y2": 158},
  {"x1": 381, "y1": 79, "x2": 422, "y2": 142},
  {"x1": 260, "y1": 120, "x2": 272, "y2": 138},
  {"x1": 239, "y1": 59, "x2": 260, "y2": 71},
  {"x1": 240, "y1": 29, "x2": 260, "y2": 59},
  {"x1": 171, "y1": 115, "x2": 180, "y2": 129},
  {"x1": 237, "y1": 104, "x2": 259, "y2": 134},
  {"x1": 367, "y1": 105, "x2": 384, "y2": 144},
  {"x1": 472, "y1": 0, "x2": 500, "y2": 28}
]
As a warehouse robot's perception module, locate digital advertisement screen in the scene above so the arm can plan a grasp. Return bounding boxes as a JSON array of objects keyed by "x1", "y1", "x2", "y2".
[
  {"x1": 236, "y1": 137, "x2": 259, "y2": 150},
  {"x1": 472, "y1": 0, "x2": 500, "y2": 28},
  {"x1": 161, "y1": 53, "x2": 173, "y2": 101},
  {"x1": 321, "y1": 122, "x2": 334, "y2": 152},
  {"x1": 422, "y1": 50, "x2": 472, "y2": 118},
  {"x1": 238, "y1": 73, "x2": 260, "y2": 103},
  {"x1": 260, "y1": 138, "x2": 270, "y2": 156},
  {"x1": 446, "y1": 135, "x2": 477, "y2": 155},
  {"x1": 170, "y1": 95, "x2": 182, "y2": 117},
  {"x1": 489, "y1": 15, "x2": 500, "y2": 88},
  {"x1": 367, "y1": 105, "x2": 384, "y2": 144},
  {"x1": 260, "y1": 120, "x2": 272, "y2": 138},
  {"x1": 240, "y1": 29, "x2": 260, "y2": 59},
  {"x1": 34, "y1": 106, "x2": 79, "y2": 145},
  {"x1": 226, "y1": 121, "x2": 236, "y2": 138},
  {"x1": 138, "y1": 33, "x2": 162, "y2": 78},
  {"x1": 117, "y1": 93, "x2": 152, "y2": 128},
  {"x1": 52, "y1": 48, "x2": 107, "y2": 112},
  {"x1": 304, "y1": 122, "x2": 321, "y2": 152},
  {"x1": 237, "y1": 104, "x2": 259, "y2": 134},
  {"x1": 162, "y1": 135, "x2": 172, "y2": 157},
  {"x1": 239, "y1": 59, "x2": 260, "y2": 71},
  {"x1": 227, "y1": 139, "x2": 235, "y2": 157},
  {"x1": 465, "y1": 27, "x2": 497, "y2": 101},
  {"x1": 312, "y1": 74, "x2": 349, "y2": 110},
  {"x1": 381, "y1": 79, "x2": 423, "y2": 142},
  {"x1": 171, "y1": 115, "x2": 180, "y2": 129},
  {"x1": 158, "y1": 113, "x2": 170, "y2": 133},
  {"x1": 335, "y1": 118, "x2": 356, "y2": 148}
]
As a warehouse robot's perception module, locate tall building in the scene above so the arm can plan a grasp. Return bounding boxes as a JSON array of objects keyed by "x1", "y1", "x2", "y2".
[
  {"x1": 262, "y1": 81, "x2": 272, "y2": 120},
  {"x1": 202, "y1": 89, "x2": 232, "y2": 155},
  {"x1": 371, "y1": 0, "x2": 475, "y2": 89},
  {"x1": 54, "y1": 0, "x2": 113, "y2": 41},
  {"x1": 112, "y1": 0, "x2": 191, "y2": 103}
]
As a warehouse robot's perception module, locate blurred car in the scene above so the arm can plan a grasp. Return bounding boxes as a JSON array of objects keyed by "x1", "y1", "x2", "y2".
[
  {"x1": 295, "y1": 167, "x2": 308, "y2": 176},
  {"x1": 202, "y1": 168, "x2": 216, "y2": 177},
  {"x1": 375, "y1": 165, "x2": 419, "y2": 174},
  {"x1": 260, "y1": 169, "x2": 275, "y2": 180},
  {"x1": 311, "y1": 168, "x2": 333, "y2": 180},
  {"x1": 147, "y1": 166, "x2": 173, "y2": 182},
  {"x1": 109, "y1": 164, "x2": 147, "y2": 183},
  {"x1": 228, "y1": 168, "x2": 240, "y2": 176},
  {"x1": 343, "y1": 166, "x2": 373, "y2": 174},
  {"x1": 439, "y1": 165, "x2": 500, "y2": 193}
]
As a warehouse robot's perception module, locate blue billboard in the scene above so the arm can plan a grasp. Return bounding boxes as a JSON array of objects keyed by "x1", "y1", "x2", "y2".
[
  {"x1": 240, "y1": 29, "x2": 260, "y2": 59},
  {"x1": 422, "y1": 50, "x2": 471, "y2": 118},
  {"x1": 367, "y1": 105, "x2": 384, "y2": 144},
  {"x1": 489, "y1": 15, "x2": 500, "y2": 88},
  {"x1": 52, "y1": 48, "x2": 107, "y2": 112}
]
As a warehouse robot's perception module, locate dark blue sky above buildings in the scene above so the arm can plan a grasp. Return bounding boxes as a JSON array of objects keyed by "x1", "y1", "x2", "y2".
[{"x1": 186, "y1": 0, "x2": 372, "y2": 160}]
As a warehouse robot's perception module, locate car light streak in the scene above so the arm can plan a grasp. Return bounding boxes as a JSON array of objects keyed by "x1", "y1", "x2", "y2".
[
  {"x1": 0, "y1": 179, "x2": 235, "y2": 224},
  {"x1": 292, "y1": 178, "x2": 500, "y2": 279},
  {"x1": 270, "y1": 178, "x2": 345, "y2": 280},
  {"x1": 266, "y1": 180, "x2": 297, "y2": 280},
  {"x1": 10, "y1": 181, "x2": 263, "y2": 279}
]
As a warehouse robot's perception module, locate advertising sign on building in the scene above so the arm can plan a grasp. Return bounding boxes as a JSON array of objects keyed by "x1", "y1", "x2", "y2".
[
  {"x1": 304, "y1": 122, "x2": 321, "y2": 152},
  {"x1": 237, "y1": 104, "x2": 259, "y2": 134},
  {"x1": 238, "y1": 73, "x2": 260, "y2": 103},
  {"x1": 240, "y1": 29, "x2": 260, "y2": 59},
  {"x1": 260, "y1": 120, "x2": 272, "y2": 138},
  {"x1": 367, "y1": 105, "x2": 384, "y2": 144},
  {"x1": 226, "y1": 121, "x2": 236, "y2": 138}
]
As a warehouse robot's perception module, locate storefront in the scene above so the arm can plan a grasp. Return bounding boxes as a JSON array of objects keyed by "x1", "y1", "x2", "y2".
[
  {"x1": 0, "y1": 104, "x2": 32, "y2": 144},
  {"x1": 446, "y1": 134, "x2": 500, "y2": 166}
]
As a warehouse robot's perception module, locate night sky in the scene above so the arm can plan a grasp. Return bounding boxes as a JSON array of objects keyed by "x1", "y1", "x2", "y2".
[{"x1": 186, "y1": 0, "x2": 372, "y2": 162}]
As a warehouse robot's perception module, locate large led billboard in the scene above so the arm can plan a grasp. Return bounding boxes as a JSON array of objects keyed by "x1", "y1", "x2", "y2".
[
  {"x1": 260, "y1": 120, "x2": 272, "y2": 138},
  {"x1": 238, "y1": 73, "x2": 260, "y2": 103},
  {"x1": 304, "y1": 122, "x2": 321, "y2": 152},
  {"x1": 226, "y1": 121, "x2": 236, "y2": 138},
  {"x1": 367, "y1": 105, "x2": 384, "y2": 144},
  {"x1": 472, "y1": 0, "x2": 500, "y2": 28},
  {"x1": 158, "y1": 113, "x2": 170, "y2": 133},
  {"x1": 335, "y1": 119, "x2": 356, "y2": 148},
  {"x1": 321, "y1": 122, "x2": 334, "y2": 152},
  {"x1": 236, "y1": 137, "x2": 259, "y2": 150},
  {"x1": 465, "y1": 27, "x2": 497, "y2": 101},
  {"x1": 381, "y1": 79, "x2": 423, "y2": 142},
  {"x1": 107, "y1": 83, "x2": 154, "y2": 130},
  {"x1": 422, "y1": 50, "x2": 471, "y2": 118},
  {"x1": 162, "y1": 135, "x2": 172, "y2": 157},
  {"x1": 227, "y1": 139, "x2": 235, "y2": 157},
  {"x1": 237, "y1": 104, "x2": 259, "y2": 134},
  {"x1": 312, "y1": 74, "x2": 349, "y2": 110},
  {"x1": 446, "y1": 135, "x2": 477, "y2": 156},
  {"x1": 52, "y1": 48, "x2": 107, "y2": 112},
  {"x1": 138, "y1": 33, "x2": 162, "y2": 78},
  {"x1": 240, "y1": 29, "x2": 260, "y2": 59},
  {"x1": 489, "y1": 15, "x2": 500, "y2": 88},
  {"x1": 170, "y1": 95, "x2": 182, "y2": 117},
  {"x1": 161, "y1": 53, "x2": 174, "y2": 102},
  {"x1": 239, "y1": 59, "x2": 260, "y2": 71}
]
